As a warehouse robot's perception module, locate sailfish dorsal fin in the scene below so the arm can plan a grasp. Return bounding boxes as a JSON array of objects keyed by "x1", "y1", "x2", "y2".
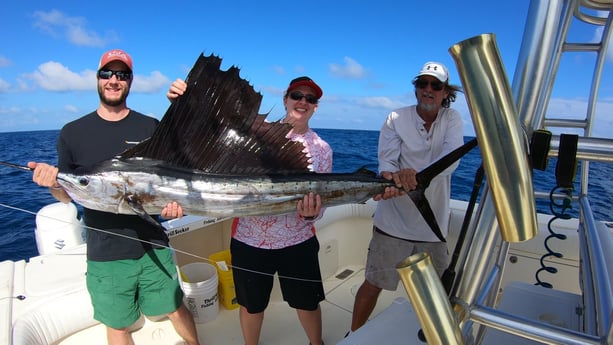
[{"x1": 119, "y1": 53, "x2": 311, "y2": 175}]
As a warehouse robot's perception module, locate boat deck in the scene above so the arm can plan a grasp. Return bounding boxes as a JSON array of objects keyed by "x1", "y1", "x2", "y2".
[
  {"x1": 56, "y1": 265, "x2": 409, "y2": 345},
  {"x1": 54, "y1": 265, "x2": 583, "y2": 345}
]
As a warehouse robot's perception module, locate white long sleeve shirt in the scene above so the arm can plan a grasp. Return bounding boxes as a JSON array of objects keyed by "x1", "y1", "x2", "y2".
[{"x1": 373, "y1": 105, "x2": 464, "y2": 242}]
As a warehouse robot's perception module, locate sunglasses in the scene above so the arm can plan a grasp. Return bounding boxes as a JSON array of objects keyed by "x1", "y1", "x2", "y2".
[
  {"x1": 288, "y1": 91, "x2": 318, "y2": 105},
  {"x1": 415, "y1": 79, "x2": 444, "y2": 91},
  {"x1": 97, "y1": 69, "x2": 133, "y2": 81}
]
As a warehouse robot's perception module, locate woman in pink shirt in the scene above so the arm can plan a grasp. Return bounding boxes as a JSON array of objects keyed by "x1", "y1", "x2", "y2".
[{"x1": 231, "y1": 77, "x2": 331, "y2": 345}]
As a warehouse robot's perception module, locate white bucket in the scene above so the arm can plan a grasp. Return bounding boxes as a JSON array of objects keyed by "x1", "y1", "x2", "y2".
[
  {"x1": 35, "y1": 202, "x2": 85, "y2": 255},
  {"x1": 180, "y1": 262, "x2": 219, "y2": 323}
]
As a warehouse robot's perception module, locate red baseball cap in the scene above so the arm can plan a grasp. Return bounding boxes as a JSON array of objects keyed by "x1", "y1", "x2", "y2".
[
  {"x1": 286, "y1": 76, "x2": 323, "y2": 99},
  {"x1": 98, "y1": 49, "x2": 133, "y2": 71}
]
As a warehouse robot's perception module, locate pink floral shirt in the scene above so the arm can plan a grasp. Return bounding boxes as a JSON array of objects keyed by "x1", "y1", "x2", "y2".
[{"x1": 232, "y1": 129, "x2": 333, "y2": 249}]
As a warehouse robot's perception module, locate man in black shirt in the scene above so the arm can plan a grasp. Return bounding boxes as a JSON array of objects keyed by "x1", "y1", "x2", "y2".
[{"x1": 28, "y1": 49, "x2": 200, "y2": 345}]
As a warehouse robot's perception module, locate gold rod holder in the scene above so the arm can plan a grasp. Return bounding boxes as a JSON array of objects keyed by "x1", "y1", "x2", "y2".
[
  {"x1": 396, "y1": 252, "x2": 465, "y2": 345},
  {"x1": 449, "y1": 33, "x2": 538, "y2": 243}
]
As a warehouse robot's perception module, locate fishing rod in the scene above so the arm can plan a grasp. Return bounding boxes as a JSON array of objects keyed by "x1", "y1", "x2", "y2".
[
  {"x1": 440, "y1": 164, "x2": 484, "y2": 294},
  {"x1": 0, "y1": 161, "x2": 33, "y2": 172}
]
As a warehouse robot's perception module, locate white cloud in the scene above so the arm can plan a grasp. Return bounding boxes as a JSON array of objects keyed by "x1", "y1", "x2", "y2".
[
  {"x1": 329, "y1": 57, "x2": 366, "y2": 79},
  {"x1": 32, "y1": 9, "x2": 116, "y2": 47},
  {"x1": 357, "y1": 96, "x2": 404, "y2": 110},
  {"x1": 0, "y1": 56, "x2": 10, "y2": 68},
  {"x1": 454, "y1": 94, "x2": 613, "y2": 138},
  {"x1": 592, "y1": 11, "x2": 613, "y2": 62},
  {"x1": 66, "y1": 24, "x2": 112, "y2": 47},
  {"x1": 0, "y1": 78, "x2": 10, "y2": 93},
  {"x1": 547, "y1": 97, "x2": 613, "y2": 138},
  {"x1": 272, "y1": 65, "x2": 285, "y2": 75},
  {"x1": 31, "y1": 9, "x2": 65, "y2": 36},
  {"x1": 64, "y1": 104, "x2": 79, "y2": 113},
  {"x1": 131, "y1": 71, "x2": 170, "y2": 94},
  {"x1": 0, "y1": 106, "x2": 21, "y2": 115},
  {"x1": 15, "y1": 78, "x2": 32, "y2": 92},
  {"x1": 26, "y1": 61, "x2": 94, "y2": 91},
  {"x1": 23, "y1": 63, "x2": 169, "y2": 94}
]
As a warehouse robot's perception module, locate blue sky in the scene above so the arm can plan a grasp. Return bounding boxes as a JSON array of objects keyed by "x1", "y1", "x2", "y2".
[{"x1": 1, "y1": 1, "x2": 612, "y2": 137}]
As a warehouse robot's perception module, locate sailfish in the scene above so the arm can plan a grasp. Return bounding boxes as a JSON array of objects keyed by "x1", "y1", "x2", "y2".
[{"x1": 1, "y1": 54, "x2": 477, "y2": 242}]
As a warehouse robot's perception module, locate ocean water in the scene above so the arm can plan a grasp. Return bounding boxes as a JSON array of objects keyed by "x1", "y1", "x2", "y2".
[{"x1": 0, "y1": 129, "x2": 611, "y2": 262}]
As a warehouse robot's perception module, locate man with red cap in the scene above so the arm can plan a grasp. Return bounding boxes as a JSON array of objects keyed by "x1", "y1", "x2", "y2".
[{"x1": 28, "y1": 49, "x2": 200, "y2": 345}]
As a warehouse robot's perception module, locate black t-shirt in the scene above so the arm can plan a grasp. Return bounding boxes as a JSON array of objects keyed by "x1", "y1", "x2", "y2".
[{"x1": 57, "y1": 110, "x2": 165, "y2": 261}]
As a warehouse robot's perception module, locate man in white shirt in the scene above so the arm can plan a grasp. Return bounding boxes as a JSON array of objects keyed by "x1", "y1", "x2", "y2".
[{"x1": 349, "y1": 61, "x2": 465, "y2": 334}]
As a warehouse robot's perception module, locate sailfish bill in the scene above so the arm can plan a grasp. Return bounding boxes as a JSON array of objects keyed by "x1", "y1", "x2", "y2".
[{"x1": 1, "y1": 54, "x2": 477, "y2": 233}]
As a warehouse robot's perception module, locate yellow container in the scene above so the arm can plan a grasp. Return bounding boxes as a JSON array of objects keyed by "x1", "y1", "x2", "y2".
[{"x1": 208, "y1": 250, "x2": 238, "y2": 310}]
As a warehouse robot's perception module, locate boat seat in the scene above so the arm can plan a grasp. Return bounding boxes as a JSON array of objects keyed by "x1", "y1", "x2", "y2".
[{"x1": 12, "y1": 289, "x2": 98, "y2": 345}]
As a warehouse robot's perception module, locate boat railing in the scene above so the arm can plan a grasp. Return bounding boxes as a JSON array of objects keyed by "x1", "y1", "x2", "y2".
[
  {"x1": 461, "y1": 194, "x2": 608, "y2": 345},
  {"x1": 424, "y1": 1, "x2": 613, "y2": 344},
  {"x1": 520, "y1": 0, "x2": 613, "y2": 196},
  {"x1": 474, "y1": 0, "x2": 613, "y2": 343},
  {"x1": 519, "y1": 1, "x2": 613, "y2": 340},
  {"x1": 579, "y1": 196, "x2": 613, "y2": 340}
]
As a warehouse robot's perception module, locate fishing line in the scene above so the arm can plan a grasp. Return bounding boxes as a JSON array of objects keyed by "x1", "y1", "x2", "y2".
[
  {"x1": 0, "y1": 295, "x2": 26, "y2": 301},
  {"x1": 0, "y1": 202, "x2": 323, "y2": 283},
  {"x1": 0, "y1": 202, "x2": 38, "y2": 216}
]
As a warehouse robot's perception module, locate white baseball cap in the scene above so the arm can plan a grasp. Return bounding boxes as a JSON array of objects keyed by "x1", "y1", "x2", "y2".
[{"x1": 416, "y1": 61, "x2": 449, "y2": 83}]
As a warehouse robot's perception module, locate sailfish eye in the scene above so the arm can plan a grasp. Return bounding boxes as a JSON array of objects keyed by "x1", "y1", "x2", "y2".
[{"x1": 78, "y1": 177, "x2": 89, "y2": 186}]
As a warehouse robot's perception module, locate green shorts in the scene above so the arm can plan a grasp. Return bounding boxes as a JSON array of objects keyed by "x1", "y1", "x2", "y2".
[{"x1": 86, "y1": 248, "x2": 184, "y2": 329}]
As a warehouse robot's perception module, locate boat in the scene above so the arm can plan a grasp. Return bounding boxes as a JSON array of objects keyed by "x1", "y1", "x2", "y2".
[{"x1": 2, "y1": 0, "x2": 613, "y2": 344}]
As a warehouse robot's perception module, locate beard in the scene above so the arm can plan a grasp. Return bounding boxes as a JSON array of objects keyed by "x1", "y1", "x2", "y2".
[
  {"x1": 417, "y1": 102, "x2": 438, "y2": 113},
  {"x1": 98, "y1": 84, "x2": 130, "y2": 107}
]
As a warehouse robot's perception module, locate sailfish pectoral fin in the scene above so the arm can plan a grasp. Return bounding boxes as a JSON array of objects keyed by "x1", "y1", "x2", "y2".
[
  {"x1": 407, "y1": 189, "x2": 446, "y2": 242},
  {"x1": 124, "y1": 195, "x2": 173, "y2": 278},
  {"x1": 124, "y1": 194, "x2": 170, "y2": 243}
]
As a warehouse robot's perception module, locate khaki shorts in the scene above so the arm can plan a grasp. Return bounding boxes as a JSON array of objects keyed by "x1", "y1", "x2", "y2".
[
  {"x1": 365, "y1": 226, "x2": 449, "y2": 291},
  {"x1": 86, "y1": 248, "x2": 183, "y2": 329}
]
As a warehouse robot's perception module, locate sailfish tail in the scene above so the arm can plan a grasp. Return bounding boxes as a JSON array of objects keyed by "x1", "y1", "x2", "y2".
[{"x1": 410, "y1": 138, "x2": 479, "y2": 240}]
